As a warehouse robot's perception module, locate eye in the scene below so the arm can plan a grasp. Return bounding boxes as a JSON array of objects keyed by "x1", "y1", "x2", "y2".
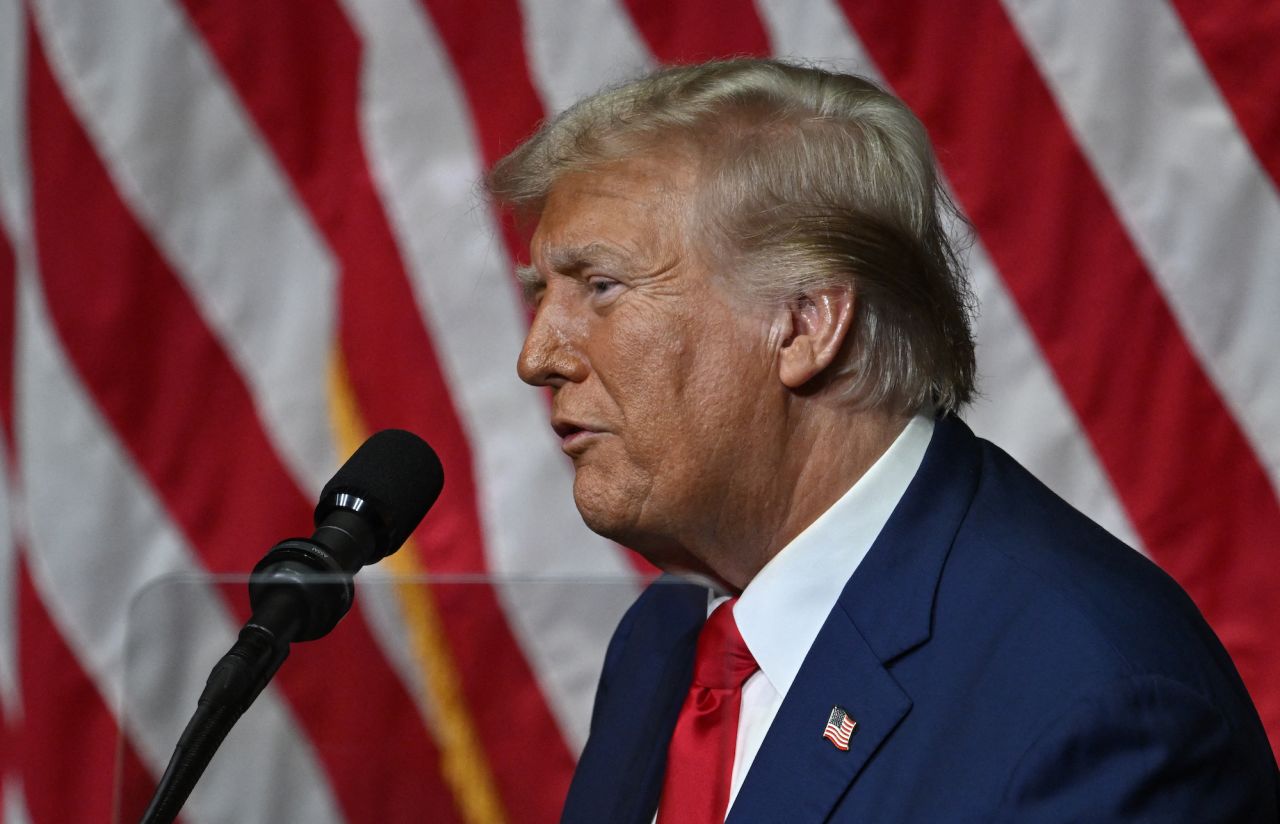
[
  {"x1": 522, "y1": 279, "x2": 546, "y2": 308},
  {"x1": 586, "y1": 275, "x2": 621, "y2": 298}
]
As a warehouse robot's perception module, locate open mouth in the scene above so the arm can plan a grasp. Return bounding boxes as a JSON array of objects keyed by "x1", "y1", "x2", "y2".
[
  {"x1": 552, "y1": 420, "x2": 604, "y2": 453},
  {"x1": 552, "y1": 421, "x2": 585, "y2": 440}
]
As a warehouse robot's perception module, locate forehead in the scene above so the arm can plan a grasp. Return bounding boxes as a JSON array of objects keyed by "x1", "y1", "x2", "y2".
[{"x1": 531, "y1": 157, "x2": 697, "y2": 269}]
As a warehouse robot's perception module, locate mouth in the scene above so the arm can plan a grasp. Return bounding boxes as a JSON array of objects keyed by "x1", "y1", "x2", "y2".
[{"x1": 552, "y1": 419, "x2": 606, "y2": 453}]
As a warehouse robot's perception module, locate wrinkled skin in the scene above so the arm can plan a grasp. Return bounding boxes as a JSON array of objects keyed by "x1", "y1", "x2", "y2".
[{"x1": 518, "y1": 156, "x2": 902, "y2": 590}]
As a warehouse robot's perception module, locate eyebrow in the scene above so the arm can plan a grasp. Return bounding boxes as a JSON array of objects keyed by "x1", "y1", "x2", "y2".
[
  {"x1": 514, "y1": 264, "x2": 540, "y2": 288},
  {"x1": 517, "y1": 241, "x2": 641, "y2": 305},
  {"x1": 543, "y1": 242, "x2": 633, "y2": 274},
  {"x1": 514, "y1": 264, "x2": 542, "y2": 306}
]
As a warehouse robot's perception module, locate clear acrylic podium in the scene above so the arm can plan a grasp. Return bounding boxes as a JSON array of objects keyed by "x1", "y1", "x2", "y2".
[{"x1": 118, "y1": 572, "x2": 704, "y2": 824}]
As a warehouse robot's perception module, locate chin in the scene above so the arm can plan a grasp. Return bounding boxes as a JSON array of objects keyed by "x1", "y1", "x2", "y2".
[
  {"x1": 572, "y1": 468, "x2": 652, "y2": 545},
  {"x1": 572, "y1": 472, "x2": 719, "y2": 581},
  {"x1": 571, "y1": 474, "x2": 639, "y2": 544}
]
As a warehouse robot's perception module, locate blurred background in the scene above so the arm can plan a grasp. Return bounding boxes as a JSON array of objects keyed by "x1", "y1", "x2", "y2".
[{"x1": 0, "y1": 0, "x2": 1276, "y2": 822}]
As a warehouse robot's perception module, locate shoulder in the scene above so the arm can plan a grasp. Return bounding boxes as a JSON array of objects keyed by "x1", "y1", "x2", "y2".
[
  {"x1": 924, "y1": 434, "x2": 1277, "y2": 799},
  {"x1": 996, "y1": 672, "x2": 1279, "y2": 820},
  {"x1": 952, "y1": 439, "x2": 1226, "y2": 674}
]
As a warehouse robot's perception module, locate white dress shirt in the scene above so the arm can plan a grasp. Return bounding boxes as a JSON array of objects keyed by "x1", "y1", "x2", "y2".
[
  {"x1": 721, "y1": 415, "x2": 933, "y2": 814},
  {"x1": 651, "y1": 416, "x2": 932, "y2": 822}
]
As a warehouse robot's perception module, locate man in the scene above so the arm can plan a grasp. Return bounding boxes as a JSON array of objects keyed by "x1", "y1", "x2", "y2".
[{"x1": 488, "y1": 59, "x2": 1279, "y2": 822}]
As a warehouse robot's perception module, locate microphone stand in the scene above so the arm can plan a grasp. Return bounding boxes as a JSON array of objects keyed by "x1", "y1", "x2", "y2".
[
  {"x1": 138, "y1": 511, "x2": 370, "y2": 824},
  {"x1": 138, "y1": 602, "x2": 295, "y2": 824},
  {"x1": 137, "y1": 429, "x2": 442, "y2": 823}
]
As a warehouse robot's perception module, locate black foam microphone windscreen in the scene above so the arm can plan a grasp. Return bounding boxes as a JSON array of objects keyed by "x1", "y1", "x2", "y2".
[{"x1": 315, "y1": 428, "x2": 445, "y2": 561}]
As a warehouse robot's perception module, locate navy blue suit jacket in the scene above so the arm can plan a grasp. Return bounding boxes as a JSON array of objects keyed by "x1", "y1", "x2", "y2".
[{"x1": 562, "y1": 416, "x2": 1279, "y2": 822}]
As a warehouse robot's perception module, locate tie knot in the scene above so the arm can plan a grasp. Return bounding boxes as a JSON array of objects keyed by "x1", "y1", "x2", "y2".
[{"x1": 692, "y1": 599, "x2": 758, "y2": 690}]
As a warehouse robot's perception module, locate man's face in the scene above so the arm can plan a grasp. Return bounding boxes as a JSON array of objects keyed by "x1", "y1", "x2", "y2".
[{"x1": 518, "y1": 156, "x2": 779, "y2": 572}]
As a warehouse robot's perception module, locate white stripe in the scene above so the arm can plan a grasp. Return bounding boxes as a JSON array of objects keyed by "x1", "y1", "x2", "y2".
[
  {"x1": 13, "y1": 272, "x2": 342, "y2": 824},
  {"x1": 0, "y1": 0, "x2": 27, "y2": 240},
  {"x1": 0, "y1": 429, "x2": 18, "y2": 718},
  {"x1": 520, "y1": 0, "x2": 653, "y2": 115},
  {"x1": 338, "y1": 0, "x2": 639, "y2": 753},
  {"x1": 0, "y1": 35, "x2": 340, "y2": 809},
  {"x1": 964, "y1": 240, "x2": 1141, "y2": 549},
  {"x1": 353, "y1": 568, "x2": 439, "y2": 735},
  {"x1": 29, "y1": 0, "x2": 338, "y2": 497},
  {"x1": 1002, "y1": 0, "x2": 1280, "y2": 495},
  {"x1": 0, "y1": 0, "x2": 24, "y2": 720},
  {"x1": 3, "y1": 778, "x2": 32, "y2": 824},
  {"x1": 754, "y1": 0, "x2": 878, "y2": 74},
  {"x1": 758, "y1": 0, "x2": 1142, "y2": 548}
]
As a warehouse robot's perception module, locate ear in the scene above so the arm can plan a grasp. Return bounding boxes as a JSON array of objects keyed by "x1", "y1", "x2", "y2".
[{"x1": 776, "y1": 286, "x2": 855, "y2": 389}]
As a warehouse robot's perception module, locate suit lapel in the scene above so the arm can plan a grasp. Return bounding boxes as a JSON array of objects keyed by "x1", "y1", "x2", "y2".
[
  {"x1": 729, "y1": 415, "x2": 984, "y2": 822},
  {"x1": 727, "y1": 607, "x2": 910, "y2": 822},
  {"x1": 561, "y1": 580, "x2": 707, "y2": 824},
  {"x1": 839, "y1": 414, "x2": 981, "y2": 664}
]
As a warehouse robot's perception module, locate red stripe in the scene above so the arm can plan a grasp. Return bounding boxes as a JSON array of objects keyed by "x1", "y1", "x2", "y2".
[
  {"x1": 1, "y1": 118, "x2": 19, "y2": 815},
  {"x1": 180, "y1": 2, "x2": 576, "y2": 817},
  {"x1": 0, "y1": 193, "x2": 14, "y2": 821},
  {"x1": 415, "y1": 0, "x2": 659, "y2": 586},
  {"x1": 837, "y1": 0, "x2": 1280, "y2": 752},
  {"x1": 621, "y1": 0, "x2": 771, "y2": 63},
  {"x1": 17, "y1": 555, "x2": 165, "y2": 823},
  {"x1": 414, "y1": 0, "x2": 548, "y2": 264},
  {"x1": 415, "y1": 0, "x2": 545, "y2": 170},
  {"x1": 24, "y1": 22, "x2": 463, "y2": 822},
  {"x1": 1171, "y1": 0, "x2": 1280, "y2": 190},
  {"x1": 0, "y1": 717, "x2": 5, "y2": 820}
]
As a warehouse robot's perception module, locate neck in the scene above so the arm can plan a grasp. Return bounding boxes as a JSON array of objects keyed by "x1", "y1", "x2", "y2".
[{"x1": 694, "y1": 404, "x2": 912, "y2": 591}]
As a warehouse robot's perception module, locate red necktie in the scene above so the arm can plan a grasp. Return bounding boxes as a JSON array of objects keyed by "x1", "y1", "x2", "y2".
[{"x1": 657, "y1": 598, "x2": 759, "y2": 823}]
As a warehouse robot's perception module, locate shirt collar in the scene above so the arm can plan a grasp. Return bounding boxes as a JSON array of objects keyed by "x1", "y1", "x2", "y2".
[{"x1": 731, "y1": 415, "x2": 934, "y2": 697}]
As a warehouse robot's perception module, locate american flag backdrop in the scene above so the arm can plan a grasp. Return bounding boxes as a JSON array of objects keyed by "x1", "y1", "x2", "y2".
[{"x1": 0, "y1": 0, "x2": 1276, "y2": 821}]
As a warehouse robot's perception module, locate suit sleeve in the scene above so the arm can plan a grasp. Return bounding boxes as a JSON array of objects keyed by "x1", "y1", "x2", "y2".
[{"x1": 997, "y1": 673, "x2": 1279, "y2": 822}]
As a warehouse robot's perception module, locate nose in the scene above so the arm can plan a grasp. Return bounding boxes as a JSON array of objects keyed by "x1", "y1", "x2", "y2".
[{"x1": 517, "y1": 295, "x2": 588, "y2": 388}]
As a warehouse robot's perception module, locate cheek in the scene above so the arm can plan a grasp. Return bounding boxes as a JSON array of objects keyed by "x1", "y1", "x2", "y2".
[
  {"x1": 660, "y1": 337, "x2": 772, "y2": 472},
  {"x1": 679, "y1": 317, "x2": 773, "y2": 419},
  {"x1": 592, "y1": 300, "x2": 771, "y2": 470},
  {"x1": 595, "y1": 311, "x2": 690, "y2": 419}
]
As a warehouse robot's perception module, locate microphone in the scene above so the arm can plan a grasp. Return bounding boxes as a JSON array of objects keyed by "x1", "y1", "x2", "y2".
[
  {"x1": 249, "y1": 428, "x2": 445, "y2": 643},
  {"x1": 140, "y1": 430, "x2": 443, "y2": 824}
]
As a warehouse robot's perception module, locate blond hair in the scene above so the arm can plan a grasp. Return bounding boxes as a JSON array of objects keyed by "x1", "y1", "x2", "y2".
[{"x1": 489, "y1": 58, "x2": 977, "y2": 415}]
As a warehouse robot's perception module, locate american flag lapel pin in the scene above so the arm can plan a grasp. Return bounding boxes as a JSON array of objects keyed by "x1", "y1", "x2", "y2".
[{"x1": 822, "y1": 705, "x2": 857, "y2": 751}]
